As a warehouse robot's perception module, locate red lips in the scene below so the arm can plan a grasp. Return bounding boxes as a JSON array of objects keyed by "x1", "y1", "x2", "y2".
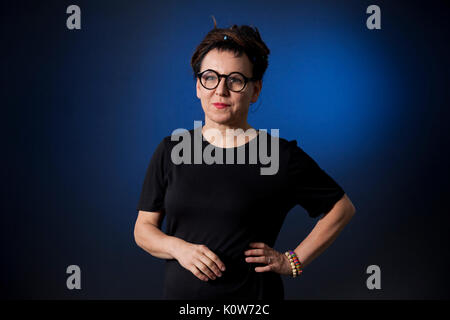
[{"x1": 213, "y1": 103, "x2": 230, "y2": 109}]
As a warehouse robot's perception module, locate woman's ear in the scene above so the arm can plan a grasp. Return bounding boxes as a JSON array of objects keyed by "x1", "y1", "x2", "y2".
[
  {"x1": 196, "y1": 78, "x2": 201, "y2": 99},
  {"x1": 250, "y1": 80, "x2": 262, "y2": 103}
]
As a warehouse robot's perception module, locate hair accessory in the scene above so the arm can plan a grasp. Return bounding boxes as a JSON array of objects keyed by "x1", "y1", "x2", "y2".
[
  {"x1": 223, "y1": 35, "x2": 228, "y2": 40},
  {"x1": 284, "y1": 250, "x2": 303, "y2": 278}
]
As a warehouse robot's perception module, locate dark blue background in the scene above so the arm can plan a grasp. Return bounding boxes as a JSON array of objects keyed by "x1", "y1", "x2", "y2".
[{"x1": 2, "y1": 0, "x2": 449, "y2": 299}]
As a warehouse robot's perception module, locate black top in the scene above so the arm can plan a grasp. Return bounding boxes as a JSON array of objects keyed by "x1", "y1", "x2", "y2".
[{"x1": 136, "y1": 128, "x2": 345, "y2": 300}]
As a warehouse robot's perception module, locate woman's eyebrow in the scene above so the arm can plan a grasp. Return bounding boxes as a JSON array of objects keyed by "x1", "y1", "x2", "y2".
[{"x1": 205, "y1": 69, "x2": 245, "y2": 75}]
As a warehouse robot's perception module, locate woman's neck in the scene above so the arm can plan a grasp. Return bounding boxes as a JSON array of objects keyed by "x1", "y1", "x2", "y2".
[{"x1": 201, "y1": 121, "x2": 257, "y2": 148}]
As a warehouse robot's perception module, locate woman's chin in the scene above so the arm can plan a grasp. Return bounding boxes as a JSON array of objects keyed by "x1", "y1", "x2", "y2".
[{"x1": 205, "y1": 113, "x2": 233, "y2": 124}]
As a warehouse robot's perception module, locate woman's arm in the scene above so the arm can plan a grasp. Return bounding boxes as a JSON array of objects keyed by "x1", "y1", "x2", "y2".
[
  {"x1": 133, "y1": 210, "x2": 226, "y2": 281},
  {"x1": 292, "y1": 193, "x2": 356, "y2": 268},
  {"x1": 134, "y1": 210, "x2": 183, "y2": 260}
]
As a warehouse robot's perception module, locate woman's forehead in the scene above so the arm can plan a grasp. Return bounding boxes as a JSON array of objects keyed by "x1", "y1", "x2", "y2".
[{"x1": 201, "y1": 49, "x2": 252, "y2": 74}]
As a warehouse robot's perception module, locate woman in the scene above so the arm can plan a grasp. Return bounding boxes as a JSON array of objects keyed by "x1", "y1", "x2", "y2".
[{"x1": 134, "y1": 19, "x2": 356, "y2": 300}]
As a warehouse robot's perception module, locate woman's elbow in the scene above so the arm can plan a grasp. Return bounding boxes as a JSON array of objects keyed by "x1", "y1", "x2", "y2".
[
  {"x1": 133, "y1": 220, "x2": 144, "y2": 248},
  {"x1": 340, "y1": 194, "x2": 356, "y2": 220},
  {"x1": 345, "y1": 198, "x2": 356, "y2": 218}
]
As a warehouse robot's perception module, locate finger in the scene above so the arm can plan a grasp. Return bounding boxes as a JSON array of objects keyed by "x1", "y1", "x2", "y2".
[
  {"x1": 198, "y1": 254, "x2": 223, "y2": 278},
  {"x1": 202, "y1": 249, "x2": 226, "y2": 273},
  {"x1": 198, "y1": 245, "x2": 226, "y2": 271},
  {"x1": 198, "y1": 258, "x2": 219, "y2": 280},
  {"x1": 249, "y1": 242, "x2": 266, "y2": 249},
  {"x1": 254, "y1": 265, "x2": 273, "y2": 273},
  {"x1": 194, "y1": 258, "x2": 217, "y2": 280},
  {"x1": 245, "y1": 256, "x2": 270, "y2": 264},
  {"x1": 191, "y1": 265, "x2": 210, "y2": 282},
  {"x1": 244, "y1": 248, "x2": 265, "y2": 256}
]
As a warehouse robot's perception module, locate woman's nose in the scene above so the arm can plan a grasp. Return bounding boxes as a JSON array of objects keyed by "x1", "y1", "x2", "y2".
[{"x1": 215, "y1": 77, "x2": 229, "y2": 95}]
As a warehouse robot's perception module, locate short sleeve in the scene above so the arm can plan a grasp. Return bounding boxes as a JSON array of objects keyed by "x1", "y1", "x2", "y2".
[
  {"x1": 136, "y1": 137, "x2": 169, "y2": 213},
  {"x1": 287, "y1": 140, "x2": 345, "y2": 218}
]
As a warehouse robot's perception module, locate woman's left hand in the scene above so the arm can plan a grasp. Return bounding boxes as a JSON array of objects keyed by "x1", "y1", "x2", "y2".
[{"x1": 244, "y1": 242, "x2": 292, "y2": 276}]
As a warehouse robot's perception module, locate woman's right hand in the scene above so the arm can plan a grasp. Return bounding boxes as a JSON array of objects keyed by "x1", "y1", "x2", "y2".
[{"x1": 173, "y1": 241, "x2": 226, "y2": 282}]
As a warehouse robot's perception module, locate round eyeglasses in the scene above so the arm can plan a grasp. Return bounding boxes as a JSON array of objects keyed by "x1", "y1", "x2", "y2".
[{"x1": 197, "y1": 69, "x2": 257, "y2": 93}]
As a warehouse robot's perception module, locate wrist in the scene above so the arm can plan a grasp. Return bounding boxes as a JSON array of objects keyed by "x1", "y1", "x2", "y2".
[
  {"x1": 284, "y1": 250, "x2": 303, "y2": 278},
  {"x1": 166, "y1": 236, "x2": 186, "y2": 260},
  {"x1": 282, "y1": 254, "x2": 293, "y2": 276}
]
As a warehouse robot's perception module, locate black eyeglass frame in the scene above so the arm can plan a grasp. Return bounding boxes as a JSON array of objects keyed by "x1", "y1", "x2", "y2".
[{"x1": 197, "y1": 69, "x2": 257, "y2": 92}]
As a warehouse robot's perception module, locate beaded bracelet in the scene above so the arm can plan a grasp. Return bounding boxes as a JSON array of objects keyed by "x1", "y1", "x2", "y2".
[{"x1": 284, "y1": 250, "x2": 303, "y2": 278}]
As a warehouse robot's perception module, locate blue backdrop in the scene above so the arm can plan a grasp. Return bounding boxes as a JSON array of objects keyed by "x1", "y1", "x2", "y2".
[{"x1": 2, "y1": 0, "x2": 450, "y2": 299}]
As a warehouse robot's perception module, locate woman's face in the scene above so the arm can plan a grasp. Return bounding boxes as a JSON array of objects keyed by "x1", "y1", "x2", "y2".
[{"x1": 196, "y1": 48, "x2": 262, "y2": 127}]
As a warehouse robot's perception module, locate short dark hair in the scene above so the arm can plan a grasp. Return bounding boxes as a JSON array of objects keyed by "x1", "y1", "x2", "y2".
[{"x1": 190, "y1": 16, "x2": 270, "y2": 82}]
